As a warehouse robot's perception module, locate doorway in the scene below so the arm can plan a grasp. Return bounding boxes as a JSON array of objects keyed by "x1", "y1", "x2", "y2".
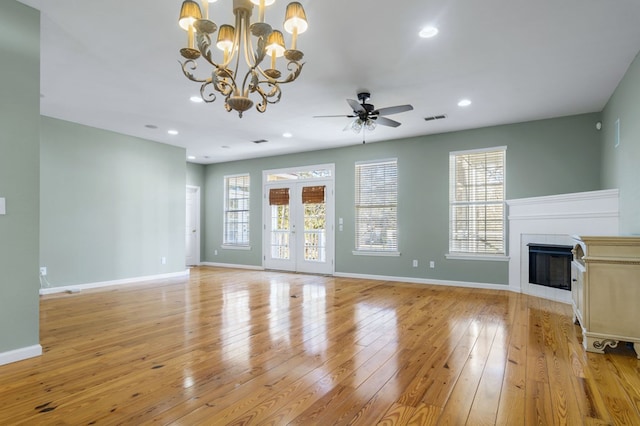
[
  {"x1": 185, "y1": 185, "x2": 200, "y2": 266},
  {"x1": 263, "y1": 165, "x2": 334, "y2": 275}
]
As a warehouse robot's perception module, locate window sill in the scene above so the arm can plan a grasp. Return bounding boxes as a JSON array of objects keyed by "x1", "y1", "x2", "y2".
[
  {"x1": 445, "y1": 253, "x2": 509, "y2": 262},
  {"x1": 221, "y1": 245, "x2": 251, "y2": 251},
  {"x1": 352, "y1": 250, "x2": 401, "y2": 257}
]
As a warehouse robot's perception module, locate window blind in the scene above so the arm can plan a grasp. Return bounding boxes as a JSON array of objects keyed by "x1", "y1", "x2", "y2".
[
  {"x1": 449, "y1": 148, "x2": 505, "y2": 254},
  {"x1": 355, "y1": 159, "x2": 398, "y2": 252}
]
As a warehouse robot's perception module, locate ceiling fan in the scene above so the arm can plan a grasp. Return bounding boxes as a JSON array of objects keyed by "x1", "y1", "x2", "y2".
[{"x1": 314, "y1": 91, "x2": 413, "y2": 143}]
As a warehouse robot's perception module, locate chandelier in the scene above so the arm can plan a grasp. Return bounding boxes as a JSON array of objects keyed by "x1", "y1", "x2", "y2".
[{"x1": 178, "y1": 0, "x2": 308, "y2": 117}]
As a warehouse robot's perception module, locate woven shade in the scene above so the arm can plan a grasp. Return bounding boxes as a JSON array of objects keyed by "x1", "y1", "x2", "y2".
[
  {"x1": 302, "y1": 186, "x2": 325, "y2": 204},
  {"x1": 269, "y1": 188, "x2": 290, "y2": 205}
]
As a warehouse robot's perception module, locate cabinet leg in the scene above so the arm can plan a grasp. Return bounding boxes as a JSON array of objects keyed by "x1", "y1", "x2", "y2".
[{"x1": 634, "y1": 343, "x2": 640, "y2": 360}]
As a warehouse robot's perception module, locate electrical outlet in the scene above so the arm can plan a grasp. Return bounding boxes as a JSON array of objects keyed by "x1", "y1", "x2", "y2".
[
  {"x1": 40, "y1": 267, "x2": 47, "y2": 276},
  {"x1": 412, "y1": 259, "x2": 418, "y2": 268},
  {"x1": 429, "y1": 261, "x2": 435, "y2": 269},
  {"x1": 161, "y1": 257, "x2": 167, "y2": 265},
  {"x1": 214, "y1": 249, "x2": 218, "y2": 256}
]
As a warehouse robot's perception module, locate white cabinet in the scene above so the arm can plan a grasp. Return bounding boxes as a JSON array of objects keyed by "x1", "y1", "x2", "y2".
[{"x1": 571, "y1": 236, "x2": 640, "y2": 358}]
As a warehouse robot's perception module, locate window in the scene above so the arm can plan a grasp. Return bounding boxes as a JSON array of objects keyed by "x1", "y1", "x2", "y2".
[
  {"x1": 449, "y1": 147, "x2": 506, "y2": 256},
  {"x1": 355, "y1": 159, "x2": 398, "y2": 254},
  {"x1": 223, "y1": 174, "x2": 250, "y2": 246}
]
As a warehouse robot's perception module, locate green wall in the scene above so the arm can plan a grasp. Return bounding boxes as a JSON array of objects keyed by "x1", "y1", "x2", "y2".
[
  {"x1": 601, "y1": 51, "x2": 640, "y2": 235},
  {"x1": 204, "y1": 112, "x2": 602, "y2": 285},
  {"x1": 187, "y1": 162, "x2": 206, "y2": 187},
  {"x1": 40, "y1": 117, "x2": 187, "y2": 287},
  {"x1": 0, "y1": 2, "x2": 40, "y2": 354}
]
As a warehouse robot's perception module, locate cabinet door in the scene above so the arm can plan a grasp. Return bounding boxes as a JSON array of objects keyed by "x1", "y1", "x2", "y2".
[{"x1": 571, "y1": 261, "x2": 584, "y2": 323}]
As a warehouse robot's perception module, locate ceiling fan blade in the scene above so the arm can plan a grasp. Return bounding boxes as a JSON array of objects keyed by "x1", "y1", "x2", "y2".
[
  {"x1": 376, "y1": 104, "x2": 414, "y2": 116},
  {"x1": 313, "y1": 114, "x2": 356, "y2": 118},
  {"x1": 376, "y1": 116, "x2": 402, "y2": 128},
  {"x1": 347, "y1": 98, "x2": 365, "y2": 113}
]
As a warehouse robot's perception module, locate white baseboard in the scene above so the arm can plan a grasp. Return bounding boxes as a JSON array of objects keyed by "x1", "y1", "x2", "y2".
[
  {"x1": 0, "y1": 344, "x2": 42, "y2": 366},
  {"x1": 334, "y1": 271, "x2": 511, "y2": 292},
  {"x1": 39, "y1": 269, "x2": 190, "y2": 295},
  {"x1": 200, "y1": 262, "x2": 264, "y2": 271},
  {"x1": 200, "y1": 263, "x2": 511, "y2": 291}
]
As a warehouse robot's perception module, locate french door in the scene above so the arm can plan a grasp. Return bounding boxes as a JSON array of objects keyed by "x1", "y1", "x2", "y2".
[{"x1": 263, "y1": 179, "x2": 334, "y2": 274}]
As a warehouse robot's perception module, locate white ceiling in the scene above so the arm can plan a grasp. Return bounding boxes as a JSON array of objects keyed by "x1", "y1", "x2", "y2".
[{"x1": 17, "y1": 0, "x2": 640, "y2": 164}]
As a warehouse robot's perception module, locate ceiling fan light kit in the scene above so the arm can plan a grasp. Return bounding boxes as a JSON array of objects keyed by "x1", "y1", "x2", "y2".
[{"x1": 178, "y1": 0, "x2": 308, "y2": 117}]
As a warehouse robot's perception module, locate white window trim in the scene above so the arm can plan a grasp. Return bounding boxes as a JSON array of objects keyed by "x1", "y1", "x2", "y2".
[
  {"x1": 223, "y1": 173, "x2": 251, "y2": 247},
  {"x1": 263, "y1": 163, "x2": 335, "y2": 182},
  {"x1": 449, "y1": 146, "x2": 508, "y2": 156},
  {"x1": 352, "y1": 250, "x2": 401, "y2": 257},
  {"x1": 221, "y1": 244, "x2": 251, "y2": 250}
]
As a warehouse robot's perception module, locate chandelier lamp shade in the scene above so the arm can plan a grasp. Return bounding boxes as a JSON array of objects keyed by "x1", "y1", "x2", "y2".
[{"x1": 178, "y1": 0, "x2": 308, "y2": 117}]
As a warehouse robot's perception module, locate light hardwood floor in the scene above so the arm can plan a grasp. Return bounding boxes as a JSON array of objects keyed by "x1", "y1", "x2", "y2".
[{"x1": 1, "y1": 267, "x2": 639, "y2": 425}]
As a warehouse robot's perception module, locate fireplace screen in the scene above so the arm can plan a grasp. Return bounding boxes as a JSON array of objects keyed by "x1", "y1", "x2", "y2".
[{"x1": 528, "y1": 244, "x2": 573, "y2": 290}]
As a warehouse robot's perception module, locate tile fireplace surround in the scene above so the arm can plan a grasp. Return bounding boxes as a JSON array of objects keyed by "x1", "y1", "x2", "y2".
[{"x1": 507, "y1": 189, "x2": 619, "y2": 303}]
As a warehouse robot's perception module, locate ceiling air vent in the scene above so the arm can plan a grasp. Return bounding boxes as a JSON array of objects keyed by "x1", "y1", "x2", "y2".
[
  {"x1": 424, "y1": 114, "x2": 447, "y2": 122},
  {"x1": 252, "y1": 139, "x2": 268, "y2": 144}
]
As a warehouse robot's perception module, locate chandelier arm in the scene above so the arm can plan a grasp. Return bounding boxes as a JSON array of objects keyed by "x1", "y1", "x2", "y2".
[
  {"x1": 256, "y1": 58, "x2": 305, "y2": 84},
  {"x1": 280, "y1": 60, "x2": 304, "y2": 84},
  {"x1": 253, "y1": 82, "x2": 283, "y2": 113},
  {"x1": 230, "y1": 9, "x2": 245, "y2": 75},
  {"x1": 189, "y1": 32, "x2": 239, "y2": 99},
  {"x1": 242, "y1": 10, "x2": 257, "y2": 70},
  {"x1": 229, "y1": 11, "x2": 244, "y2": 95},
  {"x1": 254, "y1": 85, "x2": 270, "y2": 113},
  {"x1": 199, "y1": 80, "x2": 218, "y2": 103},
  {"x1": 255, "y1": 82, "x2": 281, "y2": 104},
  {"x1": 181, "y1": 59, "x2": 207, "y2": 83},
  {"x1": 212, "y1": 72, "x2": 234, "y2": 97}
]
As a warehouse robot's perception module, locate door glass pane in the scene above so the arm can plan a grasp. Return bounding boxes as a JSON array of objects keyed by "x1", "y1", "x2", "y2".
[
  {"x1": 303, "y1": 186, "x2": 326, "y2": 262},
  {"x1": 270, "y1": 204, "x2": 290, "y2": 260}
]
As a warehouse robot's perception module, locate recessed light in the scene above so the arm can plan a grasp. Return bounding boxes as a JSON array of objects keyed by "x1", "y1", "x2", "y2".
[
  {"x1": 168, "y1": 129, "x2": 179, "y2": 135},
  {"x1": 145, "y1": 124, "x2": 158, "y2": 129},
  {"x1": 419, "y1": 26, "x2": 439, "y2": 38},
  {"x1": 187, "y1": 155, "x2": 196, "y2": 160},
  {"x1": 282, "y1": 132, "x2": 293, "y2": 138},
  {"x1": 457, "y1": 99, "x2": 472, "y2": 107},
  {"x1": 190, "y1": 96, "x2": 203, "y2": 103}
]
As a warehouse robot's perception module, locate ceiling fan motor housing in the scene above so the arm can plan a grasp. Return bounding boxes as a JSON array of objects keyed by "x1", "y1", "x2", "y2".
[
  {"x1": 357, "y1": 91, "x2": 371, "y2": 103},
  {"x1": 356, "y1": 92, "x2": 377, "y2": 119}
]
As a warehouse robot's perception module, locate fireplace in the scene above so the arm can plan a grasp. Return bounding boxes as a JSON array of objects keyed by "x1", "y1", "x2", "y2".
[{"x1": 527, "y1": 243, "x2": 573, "y2": 290}]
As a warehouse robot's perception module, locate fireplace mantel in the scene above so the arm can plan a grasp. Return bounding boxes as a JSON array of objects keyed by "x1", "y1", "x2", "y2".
[{"x1": 506, "y1": 189, "x2": 619, "y2": 303}]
